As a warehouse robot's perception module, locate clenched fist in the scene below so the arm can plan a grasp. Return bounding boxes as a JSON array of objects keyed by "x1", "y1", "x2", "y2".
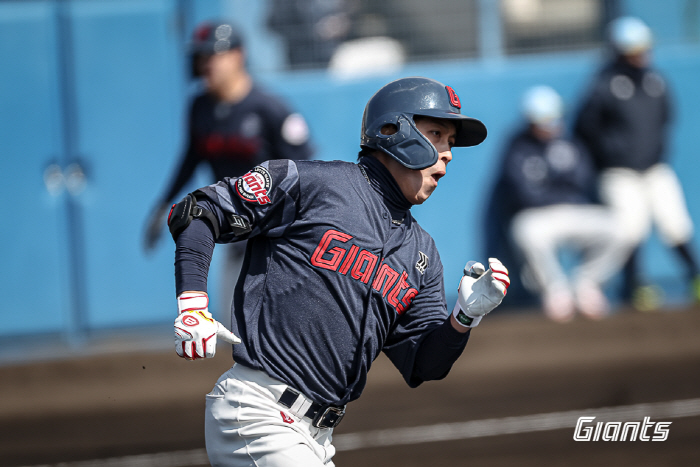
[
  {"x1": 452, "y1": 258, "x2": 510, "y2": 328},
  {"x1": 174, "y1": 292, "x2": 241, "y2": 360}
]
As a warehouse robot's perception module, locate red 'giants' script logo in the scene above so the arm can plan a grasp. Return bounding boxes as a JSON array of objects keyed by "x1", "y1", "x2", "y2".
[{"x1": 310, "y1": 229, "x2": 419, "y2": 314}]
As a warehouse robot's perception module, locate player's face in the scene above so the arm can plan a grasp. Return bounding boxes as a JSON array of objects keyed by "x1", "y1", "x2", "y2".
[
  {"x1": 200, "y1": 49, "x2": 245, "y2": 91},
  {"x1": 384, "y1": 117, "x2": 456, "y2": 205},
  {"x1": 531, "y1": 119, "x2": 562, "y2": 141},
  {"x1": 623, "y1": 50, "x2": 650, "y2": 68}
]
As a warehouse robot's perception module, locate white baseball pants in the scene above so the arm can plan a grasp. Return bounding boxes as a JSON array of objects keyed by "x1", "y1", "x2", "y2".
[
  {"x1": 510, "y1": 203, "x2": 626, "y2": 295},
  {"x1": 205, "y1": 363, "x2": 336, "y2": 467},
  {"x1": 599, "y1": 163, "x2": 694, "y2": 248}
]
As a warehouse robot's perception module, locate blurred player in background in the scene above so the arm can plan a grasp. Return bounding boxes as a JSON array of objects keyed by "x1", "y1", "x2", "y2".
[
  {"x1": 490, "y1": 85, "x2": 625, "y2": 322},
  {"x1": 574, "y1": 16, "x2": 700, "y2": 310},
  {"x1": 144, "y1": 20, "x2": 314, "y2": 318},
  {"x1": 168, "y1": 77, "x2": 509, "y2": 465}
]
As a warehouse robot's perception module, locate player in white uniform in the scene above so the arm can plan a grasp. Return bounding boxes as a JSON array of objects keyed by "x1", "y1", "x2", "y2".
[
  {"x1": 574, "y1": 17, "x2": 700, "y2": 309},
  {"x1": 494, "y1": 86, "x2": 627, "y2": 321}
]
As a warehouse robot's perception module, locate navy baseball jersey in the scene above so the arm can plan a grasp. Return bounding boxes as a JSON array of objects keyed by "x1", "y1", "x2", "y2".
[
  {"x1": 574, "y1": 59, "x2": 671, "y2": 171},
  {"x1": 495, "y1": 127, "x2": 597, "y2": 217},
  {"x1": 175, "y1": 156, "x2": 469, "y2": 405},
  {"x1": 161, "y1": 85, "x2": 313, "y2": 204}
]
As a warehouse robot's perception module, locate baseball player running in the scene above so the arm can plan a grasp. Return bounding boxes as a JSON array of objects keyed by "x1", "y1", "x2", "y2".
[{"x1": 170, "y1": 77, "x2": 510, "y2": 466}]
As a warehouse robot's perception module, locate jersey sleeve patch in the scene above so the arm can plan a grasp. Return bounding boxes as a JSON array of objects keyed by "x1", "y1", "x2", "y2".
[{"x1": 235, "y1": 166, "x2": 272, "y2": 205}]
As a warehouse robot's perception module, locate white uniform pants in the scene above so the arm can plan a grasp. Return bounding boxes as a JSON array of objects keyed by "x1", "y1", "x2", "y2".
[
  {"x1": 599, "y1": 164, "x2": 694, "y2": 249},
  {"x1": 511, "y1": 204, "x2": 626, "y2": 295},
  {"x1": 205, "y1": 364, "x2": 336, "y2": 467}
]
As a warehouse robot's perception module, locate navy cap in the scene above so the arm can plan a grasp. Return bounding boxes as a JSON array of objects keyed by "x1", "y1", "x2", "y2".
[{"x1": 190, "y1": 21, "x2": 244, "y2": 56}]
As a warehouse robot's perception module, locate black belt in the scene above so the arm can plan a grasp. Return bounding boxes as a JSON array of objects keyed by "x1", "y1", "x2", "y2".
[{"x1": 278, "y1": 387, "x2": 346, "y2": 429}]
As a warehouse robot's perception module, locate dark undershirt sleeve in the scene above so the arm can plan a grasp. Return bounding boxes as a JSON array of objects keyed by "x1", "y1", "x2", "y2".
[
  {"x1": 412, "y1": 318, "x2": 471, "y2": 382},
  {"x1": 174, "y1": 218, "x2": 216, "y2": 295}
]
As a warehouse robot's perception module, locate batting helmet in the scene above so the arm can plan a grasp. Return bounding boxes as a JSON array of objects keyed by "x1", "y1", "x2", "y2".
[
  {"x1": 608, "y1": 16, "x2": 652, "y2": 55},
  {"x1": 521, "y1": 85, "x2": 563, "y2": 126},
  {"x1": 361, "y1": 77, "x2": 487, "y2": 170},
  {"x1": 189, "y1": 20, "x2": 244, "y2": 77}
]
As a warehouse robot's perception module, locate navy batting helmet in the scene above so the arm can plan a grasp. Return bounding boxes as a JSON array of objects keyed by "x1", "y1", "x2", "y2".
[
  {"x1": 361, "y1": 77, "x2": 487, "y2": 170},
  {"x1": 190, "y1": 20, "x2": 244, "y2": 77}
]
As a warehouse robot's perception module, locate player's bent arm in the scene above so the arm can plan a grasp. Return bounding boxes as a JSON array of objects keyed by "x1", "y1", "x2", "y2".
[
  {"x1": 411, "y1": 258, "x2": 510, "y2": 382},
  {"x1": 161, "y1": 139, "x2": 201, "y2": 210},
  {"x1": 412, "y1": 318, "x2": 471, "y2": 382},
  {"x1": 173, "y1": 219, "x2": 240, "y2": 360},
  {"x1": 174, "y1": 218, "x2": 215, "y2": 295}
]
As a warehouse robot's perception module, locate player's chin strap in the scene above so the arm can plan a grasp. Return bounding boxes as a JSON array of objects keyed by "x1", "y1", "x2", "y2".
[{"x1": 452, "y1": 258, "x2": 510, "y2": 328}]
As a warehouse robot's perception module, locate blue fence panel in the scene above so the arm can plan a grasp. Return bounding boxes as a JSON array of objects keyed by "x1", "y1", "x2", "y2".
[
  {"x1": 1, "y1": 0, "x2": 700, "y2": 341},
  {"x1": 67, "y1": 0, "x2": 189, "y2": 328},
  {"x1": 260, "y1": 46, "x2": 700, "y2": 307},
  {"x1": 0, "y1": 2, "x2": 70, "y2": 335}
]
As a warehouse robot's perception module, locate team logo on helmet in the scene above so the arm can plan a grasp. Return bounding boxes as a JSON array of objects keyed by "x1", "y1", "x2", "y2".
[
  {"x1": 194, "y1": 23, "x2": 213, "y2": 41},
  {"x1": 236, "y1": 166, "x2": 272, "y2": 205},
  {"x1": 446, "y1": 86, "x2": 461, "y2": 109}
]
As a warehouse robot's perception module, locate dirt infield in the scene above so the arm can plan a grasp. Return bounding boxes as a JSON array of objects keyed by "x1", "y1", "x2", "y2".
[{"x1": 2, "y1": 305, "x2": 699, "y2": 466}]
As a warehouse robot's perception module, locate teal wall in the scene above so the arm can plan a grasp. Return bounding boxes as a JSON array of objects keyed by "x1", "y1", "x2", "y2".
[
  {"x1": 261, "y1": 46, "x2": 700, "y2": 308},
  {"x1": 1, "y1": 0, "x2": 699, "y2": 342}
]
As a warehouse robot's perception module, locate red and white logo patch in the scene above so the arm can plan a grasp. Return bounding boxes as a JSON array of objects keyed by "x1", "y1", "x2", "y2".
[
  {"x1": 182, "y1": 315, "x2": 200, "y2": 327},
  {"x1": 236, "y1": 166, "x2": 272, "y2": 205},
  {"x1": 280, "y1": 411, "x2": 294, "y2": 424},
  {"x1": 446, "y1": 86, "x2": 461, "y2": 109}
]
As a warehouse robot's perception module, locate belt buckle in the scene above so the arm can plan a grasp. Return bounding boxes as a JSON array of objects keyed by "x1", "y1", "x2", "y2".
[{"x1": 312, "y1": 405, "x2": 345, "y2": 429}]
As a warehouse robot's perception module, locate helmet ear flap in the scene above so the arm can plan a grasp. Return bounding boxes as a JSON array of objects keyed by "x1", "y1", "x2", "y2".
[
  {"x1": 364, "y1": 113, "x2": 406, "y2": 145},
  {"x1": 364, "y1": 114, "x2": 438, "y2": 170}
]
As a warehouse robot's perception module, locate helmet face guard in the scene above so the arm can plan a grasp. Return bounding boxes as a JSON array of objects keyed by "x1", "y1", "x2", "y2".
[{"x1": 361, "y1": 77, "x2": 487, "y2": 170}]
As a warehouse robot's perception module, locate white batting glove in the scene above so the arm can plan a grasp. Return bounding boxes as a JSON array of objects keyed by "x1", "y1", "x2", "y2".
[
  {"x1": 452, "y1": 258, "x2": 510, "y2": 328},
  {"x1": 174, "y1": 292, "x2": 241, "y2": 360}
]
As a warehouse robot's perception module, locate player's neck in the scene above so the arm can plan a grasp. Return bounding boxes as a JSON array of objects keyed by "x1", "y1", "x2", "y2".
[{"x1": 216, "y1": 72, "x2": 253, "y2": 103}]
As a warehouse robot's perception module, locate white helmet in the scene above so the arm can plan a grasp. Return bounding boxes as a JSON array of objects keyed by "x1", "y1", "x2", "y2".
[
  {"x1": 521, "y1": 85, "x2": 563, "y2": 127},
  {"x1": 609, "y1": 16, "x2": 652, "y2": 55}
]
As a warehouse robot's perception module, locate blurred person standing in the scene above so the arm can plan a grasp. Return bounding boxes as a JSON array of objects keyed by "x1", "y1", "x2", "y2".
[
  {"x1": 574, "y1": 16, "x2": 700, "y2": 309},
  {"x1": 492, "y1": 86, "x2": 626, "y2": 322},
  {"x1": 144, "y1": 20, "x2": 314, "y2": 318}
]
